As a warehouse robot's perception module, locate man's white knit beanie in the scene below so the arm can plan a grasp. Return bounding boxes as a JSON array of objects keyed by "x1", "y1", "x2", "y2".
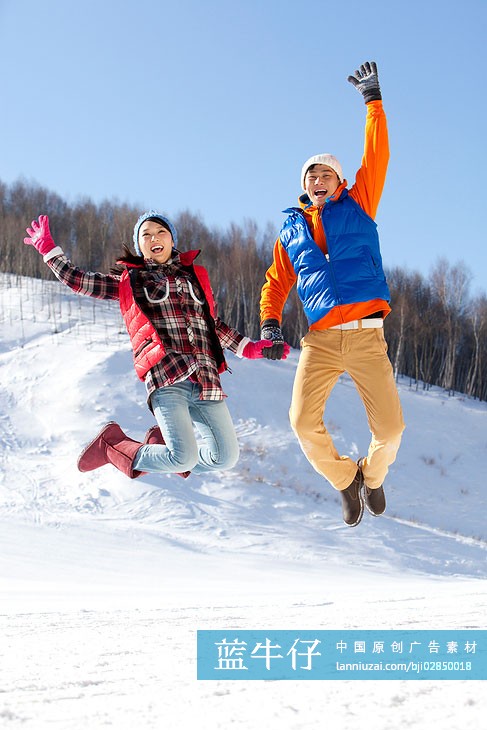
[{"x1": 301, "y1": 153, "x2": 343, "y2": 190}]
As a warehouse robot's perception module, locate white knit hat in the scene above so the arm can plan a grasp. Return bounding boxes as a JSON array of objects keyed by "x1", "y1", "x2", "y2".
[{"x1": 301, "y1": 153, "x2": 343, "y2": 190}]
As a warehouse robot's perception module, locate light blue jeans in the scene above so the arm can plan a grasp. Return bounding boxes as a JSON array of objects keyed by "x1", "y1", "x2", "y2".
[{"x1": 133, "y1": 380, "x2": 239, "y2": 475}]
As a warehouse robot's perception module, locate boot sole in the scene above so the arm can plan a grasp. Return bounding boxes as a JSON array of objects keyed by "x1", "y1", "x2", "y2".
[{"x1": 364, "y1": 502, "x2": 386, "y2": 517}]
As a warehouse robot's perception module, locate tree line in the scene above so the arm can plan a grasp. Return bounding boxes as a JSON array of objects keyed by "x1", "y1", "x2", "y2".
[{"x1": 1, "y1": 178, "x2": 486, "y2": 401}]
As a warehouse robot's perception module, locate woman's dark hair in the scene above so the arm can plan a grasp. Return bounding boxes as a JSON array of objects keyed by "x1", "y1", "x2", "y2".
[
  {"x1": 110, "y1": 244, "x2": 145, "y2": 274},
  {"x1": 146, "y1": 216, "x2": 172, "y2": 234}
]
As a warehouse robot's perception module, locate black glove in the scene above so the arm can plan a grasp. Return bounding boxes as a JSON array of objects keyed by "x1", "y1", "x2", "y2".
[
  {"x1": 260, "y1": 318, "x2": 285, "y2": 360},
  {"x1": 347, "y1": 61, "x2": 381, "y2": 103}
]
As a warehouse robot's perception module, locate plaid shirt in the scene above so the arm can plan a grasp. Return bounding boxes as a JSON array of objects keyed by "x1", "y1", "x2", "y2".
[{"x1": 46, "y1": 250, "x2": 245, "y2": 401}]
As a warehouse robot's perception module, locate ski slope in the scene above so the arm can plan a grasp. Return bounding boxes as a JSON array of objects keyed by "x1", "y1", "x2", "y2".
[{"x1": 0, "y1": 272, "x2": 486, "y2": 729}]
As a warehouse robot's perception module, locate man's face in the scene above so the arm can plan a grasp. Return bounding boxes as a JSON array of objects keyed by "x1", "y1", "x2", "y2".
[
  {"x1": 304, "y1": 164, "x2": 341, "y2": 206},
  {"x1": 138, "y1": 220, "x2": 173, "y2": 263}
]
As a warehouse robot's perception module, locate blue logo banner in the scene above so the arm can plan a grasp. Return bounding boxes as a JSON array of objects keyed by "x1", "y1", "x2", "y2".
[{"x1": 197, "y1": 630, "x2": 486, "y2": 680}]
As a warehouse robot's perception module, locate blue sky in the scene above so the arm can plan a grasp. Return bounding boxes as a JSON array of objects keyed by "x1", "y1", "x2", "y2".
[{"x1": 1, "y1": 0, "x2": 486, "y2": 294}]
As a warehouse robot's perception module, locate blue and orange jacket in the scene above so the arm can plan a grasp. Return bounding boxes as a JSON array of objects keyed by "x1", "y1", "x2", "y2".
[{"x1": 260, "y1": 100, "x2": 392, "y2": 329}]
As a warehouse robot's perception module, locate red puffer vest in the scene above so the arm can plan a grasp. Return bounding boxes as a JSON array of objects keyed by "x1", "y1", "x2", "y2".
[{"x1": 118, "y1": 250, "x2": 219, "y2": 381}]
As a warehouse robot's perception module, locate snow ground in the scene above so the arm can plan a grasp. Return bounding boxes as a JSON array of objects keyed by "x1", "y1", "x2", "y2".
[{"x1": 0, "y1": 273, "x2": 486, "y2": 729}]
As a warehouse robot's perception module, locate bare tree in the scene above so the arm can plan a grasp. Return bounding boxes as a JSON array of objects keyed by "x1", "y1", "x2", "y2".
[
  {"x1": 3, "y1": 177, "x2": 487, "y2": 401},
  {"x1": 430, "y1": 259, "x2": 471, "y2": 393}
]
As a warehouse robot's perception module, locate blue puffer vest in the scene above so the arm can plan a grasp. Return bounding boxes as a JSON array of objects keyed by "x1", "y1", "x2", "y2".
[{"x1": 279, "y1": 190, "x2": 390, "y2": 325}]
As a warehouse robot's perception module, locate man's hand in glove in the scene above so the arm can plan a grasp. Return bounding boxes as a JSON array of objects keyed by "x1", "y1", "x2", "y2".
[
  {"x1": 260, "y1": 318, "x2": 290, "y2": 360},
  {"x1": 347, "y1": 61, "x2": 382, "y2": 103}
]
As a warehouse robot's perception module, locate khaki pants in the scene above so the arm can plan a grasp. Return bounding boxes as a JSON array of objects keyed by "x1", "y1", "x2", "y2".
[{"x1": 289, "y1": 326, "x2": 405, "y2": 491}]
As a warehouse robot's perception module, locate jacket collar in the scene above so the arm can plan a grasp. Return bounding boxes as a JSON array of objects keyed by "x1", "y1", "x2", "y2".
[
  {"x1": 296, "y1": 180, "x2": 349, "y2": 212},
  {"x1": 179, "y1": 249, "x2": 201, "y2": 266},
  {"x1": 120, "y1": 248, "x2": 201, "y2": 270}
]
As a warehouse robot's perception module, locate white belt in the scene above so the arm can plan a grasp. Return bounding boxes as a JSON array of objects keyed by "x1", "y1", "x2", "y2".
[{"x1": 329, "y1": 318, "x2": 383, "y2": 331}]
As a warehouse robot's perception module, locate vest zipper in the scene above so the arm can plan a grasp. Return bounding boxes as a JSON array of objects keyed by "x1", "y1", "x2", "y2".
[
  {"x1": 134, "y1": 338, "x2": 152, "y2": 358},
  {"x1": 320, "y1": 209, "x2": 343, "y2": 307}
]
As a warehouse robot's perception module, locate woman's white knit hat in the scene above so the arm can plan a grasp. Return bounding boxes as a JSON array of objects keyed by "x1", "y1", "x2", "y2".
[{"x1": 301, "y1": 153, "x2": 343, "y2": 190}]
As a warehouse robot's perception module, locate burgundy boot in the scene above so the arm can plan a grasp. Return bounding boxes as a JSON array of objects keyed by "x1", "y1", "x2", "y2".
[
  {"x1": 142, "y1": 425, "x2": 191, "y2": 479},
  {"x1": 78, "y1": 421, "x2": 144, "y2": 478},
  {"x1": 143, "y1": 425, "x2": 165, "y2": 445}
]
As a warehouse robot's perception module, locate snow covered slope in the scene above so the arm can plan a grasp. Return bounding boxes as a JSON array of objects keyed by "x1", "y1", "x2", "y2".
[{"x1": 0, "y1": 273, "x2": 486, "y2": 730}]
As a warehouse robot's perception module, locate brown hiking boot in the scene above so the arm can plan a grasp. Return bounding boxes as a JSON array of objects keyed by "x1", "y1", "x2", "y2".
[
  {"x1": 339, "y1": 468, "x2": 364, "y2": 527},
  {"x1": 364, "y1": 484, "x2": 386, "y2": 515},
  {"x1": 357, "y1": 458, "x2": 386, "y2": 516}
]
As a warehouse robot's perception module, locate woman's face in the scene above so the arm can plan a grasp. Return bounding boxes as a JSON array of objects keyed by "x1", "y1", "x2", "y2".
[{"x1": 138, "y1": 220, "x2": 174, "y2": 263}]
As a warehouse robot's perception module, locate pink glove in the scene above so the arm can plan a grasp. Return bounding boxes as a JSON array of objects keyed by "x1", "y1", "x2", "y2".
[
  {"x1": 24, "y1": 215, "x2": 56, "y2": 256},
  {"x1": 242, "y1": 339, "x2": 290, "y2": 360}
]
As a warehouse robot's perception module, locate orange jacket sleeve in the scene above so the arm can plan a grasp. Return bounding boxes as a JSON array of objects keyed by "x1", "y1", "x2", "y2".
[
  {"x1": 349, "y1": 100, "x2": 389, "y2": 219},
  {"x1": 260, "y1": 100, "x2": 389, "y2": 325},
  {"x1": 260, "y1": 237, "x2": 297, "y2": 324}
]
